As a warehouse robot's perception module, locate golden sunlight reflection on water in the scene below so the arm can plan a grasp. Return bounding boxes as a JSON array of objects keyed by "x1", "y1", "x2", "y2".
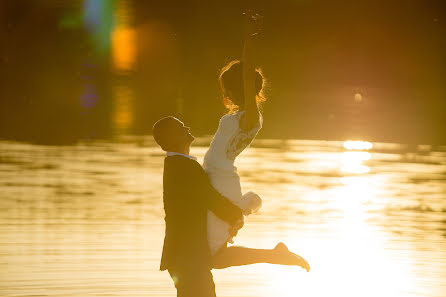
[
  {"x1": 341, "y1": 151, "x2": 371, "y2": 174},
  {"x1": 341, "y1": 140, "x2": 372, "y2": 174},
  {"x1": 1, "y1": 137, "x2": 446, "y2": 297},
  {"x1": 343, "y1": 140, "x2": 373, "y2": 150}
]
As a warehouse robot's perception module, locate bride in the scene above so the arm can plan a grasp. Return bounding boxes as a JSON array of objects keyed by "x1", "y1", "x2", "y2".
[{"x1": 203, "y1": 11, "x2": 310, "y2": 271}]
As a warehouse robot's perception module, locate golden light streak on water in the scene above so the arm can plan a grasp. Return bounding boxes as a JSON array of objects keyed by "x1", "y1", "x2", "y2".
[
  {"x1": 343, "y1": 140, "x2": 373, "y2": 150},
  {"x1": 341, "y1": 151, "x2": 371, "y2": 174},
  {"x1": 258, "y1": 145, "x2": 416, "y2": 297},
  {"x1": 1, "y1": 138, "x2": 446, "y2": 297},
  {"x1": 341, "y1": 140, "x2": 372, "y2": 174}
]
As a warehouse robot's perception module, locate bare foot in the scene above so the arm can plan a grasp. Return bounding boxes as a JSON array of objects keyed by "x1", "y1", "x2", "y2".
[{"x1": 274, "y1": 242, "x2": 310, "y2": 272}]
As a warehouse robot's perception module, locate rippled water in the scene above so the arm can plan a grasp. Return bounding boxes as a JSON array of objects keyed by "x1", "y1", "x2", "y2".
[{"x1": 1, "y1": 137, "x2": 445, "y2": 297}]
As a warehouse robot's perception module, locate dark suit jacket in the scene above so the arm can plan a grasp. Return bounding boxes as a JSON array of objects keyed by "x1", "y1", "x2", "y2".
[{"x1": 160, "y1": 155, "x2": 243, "y2": 271}]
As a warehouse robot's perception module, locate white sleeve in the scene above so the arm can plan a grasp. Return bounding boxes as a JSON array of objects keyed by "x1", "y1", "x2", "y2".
[{"x1": 225, "y1": 113, "x2": 262, "y2": 160}]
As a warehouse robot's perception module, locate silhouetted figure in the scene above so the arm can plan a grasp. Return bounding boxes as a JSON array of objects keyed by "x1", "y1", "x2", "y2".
[
  {"x1": 153, "y1": 11, "x2": 309, "y2": 297},
  {"x1": 154, "y1": 116, "x2": 242, "y2": 297},
  {"x1": 204, "y1": 10, "x2": 266, "y2": 255},
  {"x1": 153, "y1": 116, "x2": 309, "y2": 297}
]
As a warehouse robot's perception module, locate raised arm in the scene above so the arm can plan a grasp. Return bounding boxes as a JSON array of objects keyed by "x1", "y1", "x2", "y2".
[{"x1": 240, "y1": 11, "x2": 263, "y2": 131}]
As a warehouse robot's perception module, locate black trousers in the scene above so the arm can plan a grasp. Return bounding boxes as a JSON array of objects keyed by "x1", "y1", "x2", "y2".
[{"x1": 168, "y1": 268, "x2": 216, "y2": 297}]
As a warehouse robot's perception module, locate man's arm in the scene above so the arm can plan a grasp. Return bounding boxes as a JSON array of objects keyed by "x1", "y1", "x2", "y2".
[{"x1": 192, "y1": 162, "x2": 243, "y2": 225}]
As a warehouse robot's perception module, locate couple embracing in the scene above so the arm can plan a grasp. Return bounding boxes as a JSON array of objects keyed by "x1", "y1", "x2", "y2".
[{"x1": 153, "y1": 12, "x2": 310, "y2": 297}]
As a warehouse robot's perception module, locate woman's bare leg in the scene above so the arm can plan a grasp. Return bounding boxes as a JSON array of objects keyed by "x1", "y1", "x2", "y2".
[
  {"x1": 212, "y1": 246, "x2": 273, "y2": 268},
  {"x1": 212, "y1": 242, "x2": 310, "y2": 271}
]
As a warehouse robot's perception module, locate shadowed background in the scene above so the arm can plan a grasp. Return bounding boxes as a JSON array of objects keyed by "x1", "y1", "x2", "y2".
[{"x1": 0, "y1": 0, "x2": 445, "y2": 144}]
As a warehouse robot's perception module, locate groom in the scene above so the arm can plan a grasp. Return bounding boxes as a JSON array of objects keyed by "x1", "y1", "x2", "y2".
[{"x1": 153, "y1": 116, "x2": 243, "y2": 297}]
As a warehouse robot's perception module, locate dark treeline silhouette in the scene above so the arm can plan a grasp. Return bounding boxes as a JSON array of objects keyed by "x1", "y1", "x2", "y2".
[{"x1": 1, "y1": 0, "x2": 445, "y2": 145}]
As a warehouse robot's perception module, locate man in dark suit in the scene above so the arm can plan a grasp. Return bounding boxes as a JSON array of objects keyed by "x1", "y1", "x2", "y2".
[{"x1": 153, "y1": 116, "x2": 243, "y2": 297}]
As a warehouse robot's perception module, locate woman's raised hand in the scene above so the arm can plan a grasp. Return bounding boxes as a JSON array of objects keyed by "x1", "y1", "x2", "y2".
[{"x1": 242, "y1": 10, "x2": 263, "y2": 38}]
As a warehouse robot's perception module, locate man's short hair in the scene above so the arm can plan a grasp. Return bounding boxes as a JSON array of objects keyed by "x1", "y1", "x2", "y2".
[{"x1": 153, "y1": 116, "x2": 177, "y2": 151}]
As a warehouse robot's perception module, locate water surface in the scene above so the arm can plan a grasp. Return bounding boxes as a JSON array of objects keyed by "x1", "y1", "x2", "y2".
[{"x1": 1, "y1": 137, "x2": 445, "y2": 297}]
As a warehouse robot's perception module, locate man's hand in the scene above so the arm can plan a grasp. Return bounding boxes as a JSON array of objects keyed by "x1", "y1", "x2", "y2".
[{"x1": 228, "y1": 218, "x2": 244, "y2": 239}]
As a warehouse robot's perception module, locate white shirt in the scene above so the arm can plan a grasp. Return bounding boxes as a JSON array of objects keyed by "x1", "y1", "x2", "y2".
[{"x1": 166, "y1": 151, "x2": 197, "y2": 161}]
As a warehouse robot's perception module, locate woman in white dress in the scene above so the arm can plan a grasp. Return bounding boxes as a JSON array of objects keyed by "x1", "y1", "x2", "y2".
[{"x1": 204, "y1": 12, "x2": 310, "y2": 271}]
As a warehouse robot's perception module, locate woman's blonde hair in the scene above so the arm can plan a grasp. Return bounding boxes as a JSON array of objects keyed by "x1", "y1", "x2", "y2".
[{"x1": 219, "y1": 60, "x2": 266, "y2": 113}]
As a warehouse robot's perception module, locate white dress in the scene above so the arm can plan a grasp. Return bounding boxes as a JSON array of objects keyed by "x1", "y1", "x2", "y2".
[{"x1": 203, "y1": 110, "x2": 263, "y2": 255}]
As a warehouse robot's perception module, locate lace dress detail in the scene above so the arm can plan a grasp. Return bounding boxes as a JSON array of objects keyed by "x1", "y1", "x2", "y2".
[
  {"x1": 203, "y1": 110, "x2": 263, "y2": 255},
  {"x1": 226, "y1": 113, "x2": 262, "y2": 160}
]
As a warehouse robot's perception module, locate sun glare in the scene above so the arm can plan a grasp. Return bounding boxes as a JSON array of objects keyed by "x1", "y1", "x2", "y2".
[
  {"x1": 341, "y1": 151, "x2": 371, "y2": 174},
  {"x1": 341, "y1": 141, "x2": 373, "y2": 174},
  {"x1": 343, "y1": 140, "x2": 373, "y2": 150}
]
